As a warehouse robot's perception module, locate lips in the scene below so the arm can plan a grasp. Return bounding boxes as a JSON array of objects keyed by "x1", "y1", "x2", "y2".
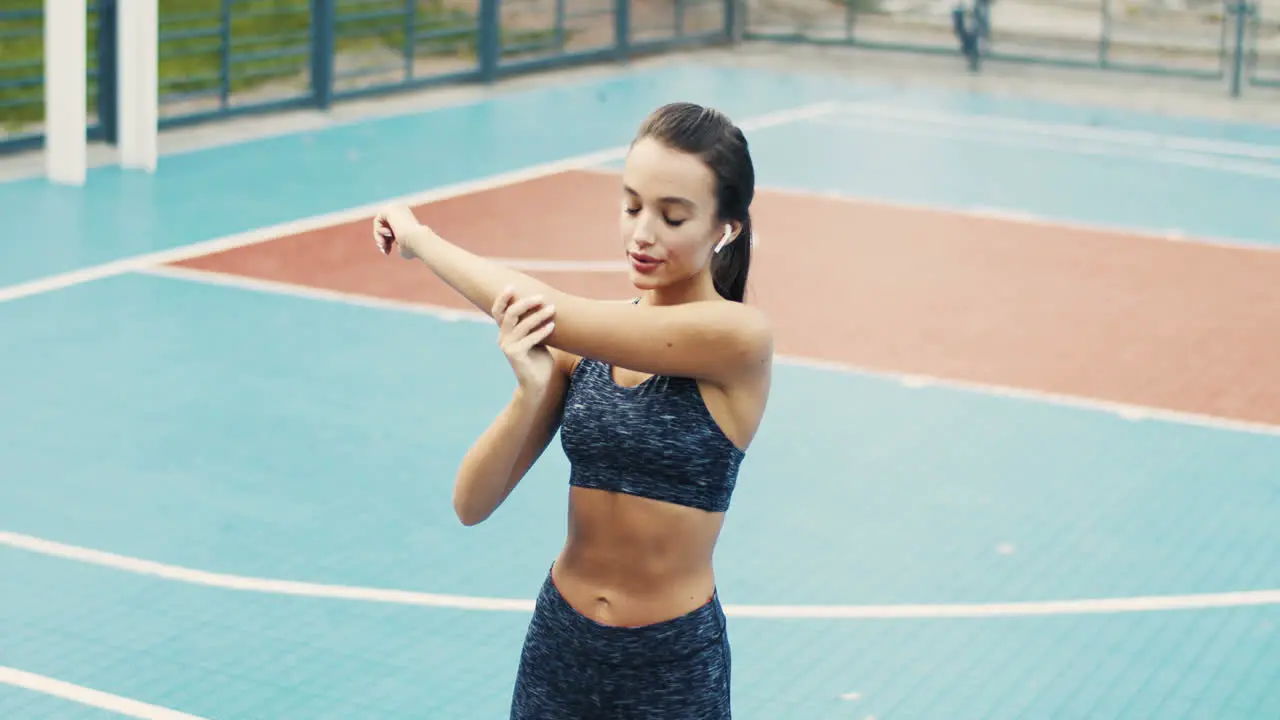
[{"x1": 628, "y1": 251, "x2": 662, "y2": 274}]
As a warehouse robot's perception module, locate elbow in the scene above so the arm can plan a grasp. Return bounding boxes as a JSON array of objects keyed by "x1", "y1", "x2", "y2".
[
  {"x1": 452, "y1": 497, "x2": 484, "y2": 527},
  {"x1": 455, "y1": 508, "x2": 487, "y2": 527},
  {"x1": 451, "y1": 487, "x2": 491, "y2": 527}
]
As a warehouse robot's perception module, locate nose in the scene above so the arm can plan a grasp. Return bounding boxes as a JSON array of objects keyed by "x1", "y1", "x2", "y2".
[{"x1": 629, "y1": 212, "x2": 658, "y2": 247}]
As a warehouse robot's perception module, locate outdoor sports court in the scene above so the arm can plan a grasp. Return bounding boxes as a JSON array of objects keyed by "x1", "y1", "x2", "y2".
[{"x1": 2, "y1": 62, "x2": 1279, "y2": 719}]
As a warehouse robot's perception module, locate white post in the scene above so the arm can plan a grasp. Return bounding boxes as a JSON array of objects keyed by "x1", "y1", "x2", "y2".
[
  {"x1": 118, "y1": 0, "x2": 159, "y2": 172},
  {"x1": 44, "y1": 0, "x2": 88, "y2": 186}
]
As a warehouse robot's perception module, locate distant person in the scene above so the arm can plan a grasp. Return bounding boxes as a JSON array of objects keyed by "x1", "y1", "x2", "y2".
[{"x1": 953, "y1": 0, "x2": 992, "y2": 71}]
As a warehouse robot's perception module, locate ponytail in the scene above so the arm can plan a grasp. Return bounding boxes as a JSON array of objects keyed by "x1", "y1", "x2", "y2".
[{"x1": 711, "y1": 215, "x2": 752, "y2": 303}]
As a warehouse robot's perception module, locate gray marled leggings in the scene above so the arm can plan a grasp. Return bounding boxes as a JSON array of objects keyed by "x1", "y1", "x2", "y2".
[{"x1": 509, "y1": 569, "x2": 732, "y2": 719}]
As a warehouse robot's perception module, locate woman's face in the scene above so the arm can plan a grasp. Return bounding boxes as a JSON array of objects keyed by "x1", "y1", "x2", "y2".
[{"x1": 619, "y1": 137, "x2": 728, "y2": 293}]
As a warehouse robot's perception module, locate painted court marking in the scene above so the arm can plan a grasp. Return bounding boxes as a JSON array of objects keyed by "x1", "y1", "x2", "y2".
[
  {"x1": 3, "y1": 531, "x2": 1278, "y2": 619},
  {"x1": 571, "y1": 166, "x2": 1280, "y2": 255},
  {"x1": 810, "y1": 114, "x2": 1280, "y2": 182},
  {"x1": 5, "y1": 93, "x2": 1277, "y2": 720},
  {"x1": 488, "y1": 257, "x2": 625, "y2": 273},
  {"x1": 0, "y1": 666, "x2": 208, "y2": 720},
  {"x1": 833, "y1": 101, "x2": 1280, "y2": 161},
  {"x1": 0, "y1": 104, "x2": 819, "y2": 716},
  {"x1": 136, "y1": 262, "x2": 1280, "y2": 440},
  {"x1": 0, "y1": 101, "x2": 837, "y2": 305}
]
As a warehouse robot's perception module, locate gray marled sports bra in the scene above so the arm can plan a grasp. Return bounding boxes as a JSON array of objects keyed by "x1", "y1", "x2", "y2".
[{"x1": 558, "y1": 342, "x2": 745, "y2": 513}]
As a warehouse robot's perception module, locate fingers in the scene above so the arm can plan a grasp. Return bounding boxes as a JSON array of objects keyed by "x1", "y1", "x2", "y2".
[
  {"x1": 495, "y1": 290, "x2": 556, "y2": 353},
  {"x1": 510, "y1": 317, "x2": 556, "y2": 353},
  {"x1": 491, "y1": 287, "x2": 514, "y2": 321},
  {"x1": 372, "y1": 207, "x2": 418, "y2": 258},
  {"x1": 500, "y1": 294, "x2": 547, "y2": 334},
  {"x1": 506, "y1": 306, "x2": 556, "y2": 354},
  {"x1": 511, "y1": 303, "x2": 555, "y2": 340},
  {"x1": 373, "y1": 215, "x2": 394, "y2": 255},
  {"x1": 490, "y1": 287, "x2": 532, "y2": 324}
]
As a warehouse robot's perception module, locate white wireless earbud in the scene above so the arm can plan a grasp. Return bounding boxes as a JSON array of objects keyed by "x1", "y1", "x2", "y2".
[{"x1": 713, "y1": 224, "x2": 733, "y2": 254}]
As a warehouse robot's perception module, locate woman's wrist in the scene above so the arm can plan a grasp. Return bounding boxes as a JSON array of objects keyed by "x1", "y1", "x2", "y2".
[
  {"x1": 404, "y1": 224, "x2": 435, "y2": 259},
  {"x1": 511, "y1": 382, "x2": 550, "y2": 410}
]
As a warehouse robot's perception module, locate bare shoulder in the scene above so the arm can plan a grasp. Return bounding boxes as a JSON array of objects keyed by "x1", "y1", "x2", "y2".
[
  {"x1": 684, "y1": 299, "x2": 774, "y2": 356},
  {"x1": 638, "y1": 298, "x2": 773, "y2": 383},
  {"x1": 715, "y1": 298, "x2": 773, "y2": 337},
  {"x1": 723, "y1": 302, "x2": 774, "y2": 379}
]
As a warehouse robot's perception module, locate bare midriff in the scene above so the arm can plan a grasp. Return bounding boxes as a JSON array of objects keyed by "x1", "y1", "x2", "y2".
[{"x1": 551, "y1": 486, "x2": 725, "y2": 628}]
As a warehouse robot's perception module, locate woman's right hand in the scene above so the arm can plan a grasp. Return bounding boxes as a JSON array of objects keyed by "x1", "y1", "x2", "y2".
[{"x1": 491, "y1": 287, "x2": 557, "y2": 395}]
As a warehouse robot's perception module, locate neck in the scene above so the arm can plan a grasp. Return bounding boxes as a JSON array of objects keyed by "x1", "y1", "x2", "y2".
[{"x1": 643, "y1": 271, "x2": 720, "y2": 307}]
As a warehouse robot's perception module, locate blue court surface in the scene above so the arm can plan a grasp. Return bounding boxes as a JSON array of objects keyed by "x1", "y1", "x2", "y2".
[{"x1": 2, "y1": 62, "x2": 1279, "y2": 719}]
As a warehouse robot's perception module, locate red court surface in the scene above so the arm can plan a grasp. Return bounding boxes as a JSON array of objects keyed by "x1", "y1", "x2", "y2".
[{"x1": 174, "y1": 169, "x2": 1280, "y2": 426}]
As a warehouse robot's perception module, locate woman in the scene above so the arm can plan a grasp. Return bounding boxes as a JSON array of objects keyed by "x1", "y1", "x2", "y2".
[{"x1": 375, "y1": 101, "x2": 772, "y2": 719}]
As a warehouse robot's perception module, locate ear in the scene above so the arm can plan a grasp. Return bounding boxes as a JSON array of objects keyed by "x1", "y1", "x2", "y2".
[{"x1": 712, "y1": 221, "x2": 742, "y2": 254}]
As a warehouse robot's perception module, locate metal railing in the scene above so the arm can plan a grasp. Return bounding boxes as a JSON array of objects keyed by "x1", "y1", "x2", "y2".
[
  {"x1": 0, "y1": 1, "x2": 1273, "y2": 155},
  {"x1": 0, "y1": 1, "x2": 105, "y2": 152},
  {"x1": 741, "y1": 1, "x2": 1275, "y2": 94},
  {"x1": 1246, "y1": 0, "x2": 1280, "y2": 87},
  {"x1": 0, "y1": 0, "x2": 732, "y2": 153}
]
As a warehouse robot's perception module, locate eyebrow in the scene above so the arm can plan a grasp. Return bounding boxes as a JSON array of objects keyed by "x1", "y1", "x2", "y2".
[{"x1": 623, "y1": 185, "x2": 695, "y2": 208}]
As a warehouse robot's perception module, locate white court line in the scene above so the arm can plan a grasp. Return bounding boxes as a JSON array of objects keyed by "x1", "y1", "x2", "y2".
[
  {"x1": 0, "y1": 666, "x2": 209, "y2": 720},
  {"x1": 136, "y1": 263, "x2": 1280, "y2": 439},
  {"x1": 833, "y1": 101, "x2": 1280, "y2": 161},
  {"x1": 774, "y1": 354, "x2": 1280, "y2": 438},
  {"x1": 489, "y1": 257, "x2": 626, "y2": 272},
  {"x1": 809, "y1": 114, "x2": 1280, "y2": 182},
  {"x1": 139, "y1": 264, "x2": 491, "y2": 321},
  {"x1": 573, "y1": 165, "x2": 1280, "y2": 255},
  {"x1": 2, "y1": 530, "x2": 1278, "y2": 618},
  {"x1": 0, "y1": 101, "x2": 837, "y2": 305}
]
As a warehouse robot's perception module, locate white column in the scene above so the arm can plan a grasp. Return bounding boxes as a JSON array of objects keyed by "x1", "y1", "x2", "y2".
[
  {"x1": 118, "y1": 0, "x2": 159, "y2": 172},
  {"x1": 44, "y1": 0, "x2": 88, "y2": 185}
]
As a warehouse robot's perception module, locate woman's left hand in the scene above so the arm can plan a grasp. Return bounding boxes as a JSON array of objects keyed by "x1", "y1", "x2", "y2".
[{"x1": 374, "y1": 205, "x2": 427, "y2": 259}]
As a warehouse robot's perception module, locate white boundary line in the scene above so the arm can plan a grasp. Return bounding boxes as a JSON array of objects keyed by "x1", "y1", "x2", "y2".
[
  {"x1": 2, "y1": 531, "x2": 1277, "y2": 618},
  {"x1": 774, "y1": 354, "x2": 1280, "y2": 437},
  {"x1": 0, "y1": 666, "x2": 209, "y2": 720},
  {"x1": 809, "y1": 114, "x2": 1280, "y2": 182},
  {"x1": 488, "y1": 257, "x2": 626, "y2": 273},
  {"x1": 136, "y1": 263, "x2": 1280, "y2": 438},
  {"x1": 138, "y1": 264, "x2": 490, "y2": 321},
  {"x1": 573, "y1": 165, "x2": 1280, "y2": 255},
  {"x1": 833, "y1": 101, "x2": 1280, "y2": 161},
  {"x1": 0, "y1": 101, "x2": 837, "y2": 305}
]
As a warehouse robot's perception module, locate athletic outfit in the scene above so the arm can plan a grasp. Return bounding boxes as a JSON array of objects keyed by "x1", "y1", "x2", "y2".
[{"x1": 508, "y1": 341, "x2": 746, "y2": 719}]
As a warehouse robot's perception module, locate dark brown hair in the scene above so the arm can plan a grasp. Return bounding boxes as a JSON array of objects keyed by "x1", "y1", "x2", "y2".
[{"x1": 634, "y1": 102, "x2": 755, "y2": 303}]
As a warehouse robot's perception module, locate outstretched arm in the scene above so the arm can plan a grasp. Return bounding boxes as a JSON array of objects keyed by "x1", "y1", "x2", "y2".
[{"x1": 377, "y1": 207, "x2": 772, "y2": 384}]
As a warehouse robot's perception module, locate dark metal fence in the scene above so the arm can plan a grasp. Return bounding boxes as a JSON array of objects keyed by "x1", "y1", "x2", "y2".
[
  {"x1": 0, "y1": 0, "x2": 732, "y2": 154},
  {"x1": 0, "y1": 0, "x2": 105, "y2": 152},
  {"x1": 1247, "y1": 1, "x2": 1280, "y2": 87},
  {"x1": 1, "y1": 1, "x2": 1274, "y2": 155},
  {"x1": 740, "y1": 1, "x2": 1275, "y2": 95}
]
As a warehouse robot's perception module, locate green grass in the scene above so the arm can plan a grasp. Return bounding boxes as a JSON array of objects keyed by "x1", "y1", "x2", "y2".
[
  {"x1": 0, "y1": 1, "x2": 98, "y2": 132},
  {"x1": 0, "y1": 0, "x2": 564, "y2": 131}
]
